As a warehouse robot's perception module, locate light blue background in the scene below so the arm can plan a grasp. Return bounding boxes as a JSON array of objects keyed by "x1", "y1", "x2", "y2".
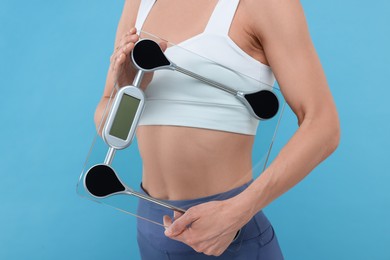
[{"x1": 0, "y1": 0, "x2": 389, "y2": 259}]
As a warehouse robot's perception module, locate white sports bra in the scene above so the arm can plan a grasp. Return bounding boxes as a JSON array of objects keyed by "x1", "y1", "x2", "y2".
[{"x1": 136, "y1": 0, "x2": 276, "y2": 135}]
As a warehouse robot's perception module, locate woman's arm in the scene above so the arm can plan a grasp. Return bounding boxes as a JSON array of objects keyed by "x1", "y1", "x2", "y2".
[
  {"x1": 235, "y1": 0, "x2": 340, "y2": 215},
  {"x1": 164, "y1": 0, "x2": 340, "y2": 256},
  {"x1": 94, "y1": 0, "x2": 141, "y2": 130}
]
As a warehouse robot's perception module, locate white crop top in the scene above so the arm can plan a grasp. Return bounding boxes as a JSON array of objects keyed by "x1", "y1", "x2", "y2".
[{"x1": 135, "y1": 0, "x2": 276, "y2": 135}]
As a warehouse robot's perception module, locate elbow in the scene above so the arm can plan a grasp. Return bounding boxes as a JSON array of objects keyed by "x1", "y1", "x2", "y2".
[
  {"x1": 328, "y1": 119, "x2": 341, "y2": 154},
  {"x1": 299, "y1": 106, "x2": 341, "y2": 157},
  {"x1": 322, "y1": 109, "x2": 341, "y2": 157},
  {"x1": 94, "y1": 110, "x2": 102, "y2": 136},
  {"x1": 94, "y1": 108, "x2": 101, "y2": 131}
]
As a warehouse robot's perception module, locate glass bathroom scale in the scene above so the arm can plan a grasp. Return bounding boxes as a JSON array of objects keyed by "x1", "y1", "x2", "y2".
[{"x1": 76, "y1": 31, "x2": 286, "y2": 227}]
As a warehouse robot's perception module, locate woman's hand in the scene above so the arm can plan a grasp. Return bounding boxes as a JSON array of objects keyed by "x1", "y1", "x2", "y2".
[
  {"x1": 110, "y1": 27, "x2": 168, "y2": 89},
  {"x1": 95, "y1": 27, "x2": 169, "y2": 131},
  {"x1": 163, "y1": 198, "x2": 252, "y2": 256},
  {"x1": 110, "y1": 27, "x2": 139, "y2": 87}
]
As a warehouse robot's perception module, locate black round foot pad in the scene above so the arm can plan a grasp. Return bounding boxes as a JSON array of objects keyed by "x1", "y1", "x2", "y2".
[
  {"x1": 85, "y1": 164, "x2": 126, "y2": 197},
  {"x1": 245, "y1": 90, "x2": 279, "y2": 120}
]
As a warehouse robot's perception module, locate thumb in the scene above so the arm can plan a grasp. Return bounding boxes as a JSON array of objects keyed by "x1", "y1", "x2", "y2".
[
  {"x1": 158, "y1": 41, "x2": 168, "y2": 52},
  {"x1": 163, "y1": 215, "x2": 173, "y2": 230},
  {"x1": 166, "y1": 210, "x2": 198, "y2": 237}
]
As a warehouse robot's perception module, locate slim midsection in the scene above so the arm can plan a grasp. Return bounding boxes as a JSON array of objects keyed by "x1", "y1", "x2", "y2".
[{"x1": 136, "y1": 125, "x2": 254, "y2": 200}]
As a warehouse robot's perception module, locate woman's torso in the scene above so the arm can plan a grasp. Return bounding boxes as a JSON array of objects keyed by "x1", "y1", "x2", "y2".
[{"x1": 135, "y1": 0, "x2": 272, "y2": 200}]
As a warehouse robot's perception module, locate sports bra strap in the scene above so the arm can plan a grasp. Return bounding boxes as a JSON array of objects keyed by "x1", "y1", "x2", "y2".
[
  {"x1": 135, "y1": 0, "x2": 156, "y2": 32},
  {"x1": 135, "y1": 0, "x2": 240, "y2": 36},
  {"x1": 204, "y1": 0, "x2": 240, "y2": 36}
]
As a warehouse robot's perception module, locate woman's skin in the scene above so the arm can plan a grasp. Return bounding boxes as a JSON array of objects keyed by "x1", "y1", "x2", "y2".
[{"x1": 95, "y1": 0, "x2": 340, "y2": 256}]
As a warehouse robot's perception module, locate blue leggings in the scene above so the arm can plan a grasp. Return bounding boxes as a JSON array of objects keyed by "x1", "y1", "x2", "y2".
[{"x1": 136, "y1": 181, "x2": 284, "y2": 260}]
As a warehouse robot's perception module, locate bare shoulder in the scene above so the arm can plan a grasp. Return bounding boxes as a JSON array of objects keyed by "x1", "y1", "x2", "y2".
[
  {"x1": 241, "y1": 0, "x2": 334, "y2": 122},
  {"x1": 241, "y1": 0, "x2": 308, "y2": 43},
  {"x1": 122, "y1": 0, "x2": 142, "y2": 21},
  {"x1": 116, "y1": 0, "x2": 142, "y2": 38}
]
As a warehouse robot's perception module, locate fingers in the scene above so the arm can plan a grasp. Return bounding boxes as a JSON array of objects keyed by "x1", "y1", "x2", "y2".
[
  {"x1": 116, "y1": 27, "x2": 138, "y2": 49},
  {"x1": 112, "y1": 42, "x2": 134, "y2": 71},
  {"x1": 163, "y1": 210, "x2": 184, "y2": 229},
  {"x1": 162, "y1": 202, "x2": 240, "y2": 257},
  {"x1": 117, "y1": 34, "x2": 139, "y2": 52},
  {"x1": 168, "y1": 230, "x2": 230, "y2": 257},
  {"x1": 110, "y1": 27, "x2": 139, "y2": 73},
  {"x1": 165, "y1": 209, "x2": 198, "y2": 237},
  {"x1": 163, "y1": 215, "x2": 173, "y2": 229}
]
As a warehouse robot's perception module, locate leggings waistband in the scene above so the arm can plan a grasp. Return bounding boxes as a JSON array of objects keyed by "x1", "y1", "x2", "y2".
[
  {"x1": 136, "y1": 180, "x2": 272, "y2": 253},
  {"x1": 138, "y1": 180, "x2": 254, "y2": 211}
]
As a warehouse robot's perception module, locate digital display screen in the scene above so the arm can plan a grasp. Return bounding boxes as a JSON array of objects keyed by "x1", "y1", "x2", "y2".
[{"x1": 109, "y1": 94, "x2": 141, "y2": 140}]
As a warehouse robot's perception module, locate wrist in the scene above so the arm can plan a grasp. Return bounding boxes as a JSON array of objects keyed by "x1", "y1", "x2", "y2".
[{"x1": 226, "y1": 192, "x2": 257, "y2": 227}]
